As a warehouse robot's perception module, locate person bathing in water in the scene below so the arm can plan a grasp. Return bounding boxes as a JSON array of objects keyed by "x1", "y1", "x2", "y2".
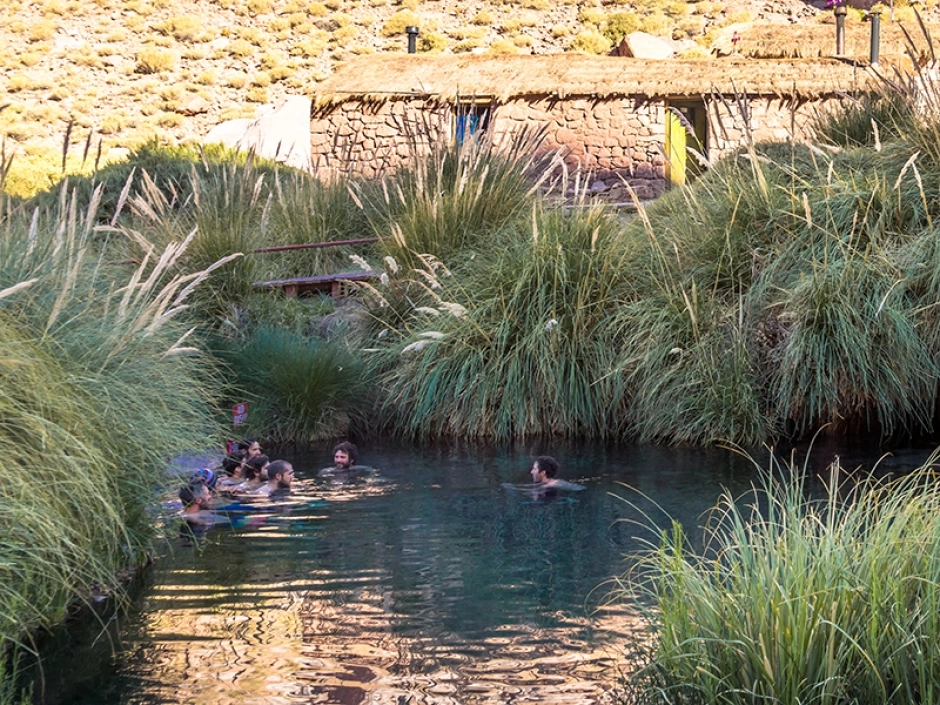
[
  {"x1": 249, "y1": 460, "x2": 295, "y2": 496},
  {"x1": 333, "y1": 441, "x2": 358, "y2": 470},
  {"x1": 531, "y1": 455, "x2": 560, "y2": 486},
  {"x1": 318, "y1": 441, "x2": 365, "y2": 477},
  {"x1": 500, "y1": 455, "x2": 586, "y2": 498}
]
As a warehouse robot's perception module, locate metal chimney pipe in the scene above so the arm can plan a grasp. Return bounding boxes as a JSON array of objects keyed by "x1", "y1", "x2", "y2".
[
  {"x1": 406, "y1": 25, "x2": 419, "y2": 53},
  {"x1": 835, "y1": 5, "x2": 847, "y2": 56},
  {"x1": 869, "y1": 9, "x2": 881, "y2": 65}
]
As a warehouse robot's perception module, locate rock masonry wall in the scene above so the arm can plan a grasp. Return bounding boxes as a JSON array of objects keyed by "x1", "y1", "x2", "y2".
[{"x1": 309, "y1": 94, "x2": 838, "y2": 199}]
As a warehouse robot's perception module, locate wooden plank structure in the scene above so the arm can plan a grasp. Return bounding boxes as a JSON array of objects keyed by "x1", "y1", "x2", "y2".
[
  {"x1": 252, "y1": 270, "x2": 379, "y2": 298},
  {"x1": 251, "y1": 236, "x2": 382, "y2": 298}
]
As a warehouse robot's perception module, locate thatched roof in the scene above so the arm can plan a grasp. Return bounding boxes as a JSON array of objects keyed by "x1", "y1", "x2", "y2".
[
  {"x1": 728, "y1": 21, "x2": 940, "y2": 59},
  {"x1": 313, "y1": 54, "x2": 891, "y2": 106}
]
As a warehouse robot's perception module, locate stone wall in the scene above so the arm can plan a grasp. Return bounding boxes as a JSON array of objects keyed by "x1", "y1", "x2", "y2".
[
  {"x1": 706, "y1": 94, "x2": 841, "y2": 156},
  {"x1": 495, "y1": 96, "x2": 667, "y2": 201},
  {"x1": 309, "y1": 93, "x2": 840, "y2": 199},
  {"x1": 310, "y1": 99, "x2": 450, "y2": 181}
]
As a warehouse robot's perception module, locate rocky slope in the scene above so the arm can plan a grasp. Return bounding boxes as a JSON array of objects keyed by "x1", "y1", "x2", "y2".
[{"x1": 0, "y1": 0, "x2": 857, "y2": 194}]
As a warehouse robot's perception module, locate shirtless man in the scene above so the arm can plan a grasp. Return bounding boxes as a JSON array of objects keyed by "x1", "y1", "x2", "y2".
[
  {"x1": 251, "y1": 460, "x2": 295, "y2": 496},
  {"x1": 530, "y1": 456, "x2": 561, "y2": 485}
]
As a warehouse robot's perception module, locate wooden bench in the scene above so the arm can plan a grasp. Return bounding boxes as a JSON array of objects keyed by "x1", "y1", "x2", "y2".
[{"x1": 252, "y1": 270, "x2": 380, "y2": 298}]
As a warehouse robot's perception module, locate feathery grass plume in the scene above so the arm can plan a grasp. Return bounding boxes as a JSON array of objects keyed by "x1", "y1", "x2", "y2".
[
  {"x1": 121, "y1": 159, "x2": 270, "y2": 320},
  {"x1": 215, "y1": 326, "x2": 370, "y2": 442},
  {"x1": 0, "y1": 185, "x2": 222, "y2": 651},
  {"x1": 620, "y1": 451, "x2": 940, "y2": 705},
  {"x1": 615, "y1": 117, "x2": 940, "y2": 443},
  {"x1": 362, "y1": 122, "x2": 551, "y2": 271},
  {"x1": 28, "y1": 140, "x2": 279, "y2": 225},
  {"x1": 374, "y1": 201, "x2": 632, "y2": 440}
]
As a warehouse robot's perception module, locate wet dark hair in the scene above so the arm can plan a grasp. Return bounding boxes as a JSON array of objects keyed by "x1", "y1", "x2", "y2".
[
  {"x1": 236, "y1": 438, "x2": 258, "y2": 452},
  {"x1": 222, "y1": 449, "x2": 246, "y2": 475},
  {"x1": 333, "y1": 441, "x2": 358, "y2": 466},
  {"x1": 243, "y1": 454, "x2": 269, "y2": 482},
  {"x1": 534, "y1": 456, "x2": 559, "y2": 478},
  {"x1": 179, "y1": 483, "x2": 205, "y2": 507},
  {"x1": 267, "y1": 460, "x2": 292, "y2": 483}
]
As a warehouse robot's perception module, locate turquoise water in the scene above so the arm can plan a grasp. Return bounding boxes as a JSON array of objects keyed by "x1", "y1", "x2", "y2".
[{"x1": 34, "y1": 440, "x2": 936, "y2": 704}]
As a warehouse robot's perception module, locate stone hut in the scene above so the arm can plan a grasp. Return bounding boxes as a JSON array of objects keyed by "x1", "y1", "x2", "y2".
[{"x1": 310, "y1": 54, "x2": 882, "y2": 200}]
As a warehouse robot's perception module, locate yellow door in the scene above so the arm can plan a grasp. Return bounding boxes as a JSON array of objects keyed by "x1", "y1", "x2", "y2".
[{"x1": 665, "y1": 107, "x2": 687, "y2": 187}]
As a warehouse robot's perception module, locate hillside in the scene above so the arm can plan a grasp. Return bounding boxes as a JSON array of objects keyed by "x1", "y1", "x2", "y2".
[{"x1": 0, "y1": 0, "x2": 890, "y2": 195}]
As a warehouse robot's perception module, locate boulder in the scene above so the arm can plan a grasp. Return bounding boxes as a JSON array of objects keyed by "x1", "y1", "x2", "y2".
[
  {"x1": 203, "y1": 95, "x2": 312, "y2": 171},
  {"x1": 180, "y1": 96, "x2": 211, "y2": 116},
  {"x1": 616, "y1": 32, "x2": 675, "y2": 59}
]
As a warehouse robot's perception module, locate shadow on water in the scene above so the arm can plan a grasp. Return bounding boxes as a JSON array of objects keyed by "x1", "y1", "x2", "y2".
[{"x1": 25, "y1": 438, "x2": 940, "y2": 705}]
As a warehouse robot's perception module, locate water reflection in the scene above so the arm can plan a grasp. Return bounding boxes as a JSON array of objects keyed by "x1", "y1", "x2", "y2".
[{"x1": 38, "y1": 439, "x2": 939, "y2": 704}]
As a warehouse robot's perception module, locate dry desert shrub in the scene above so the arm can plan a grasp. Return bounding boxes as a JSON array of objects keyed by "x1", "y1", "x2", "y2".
[
  {"x1": 471, "y1": 10, "x2": 495, "y2": 24},
  {"x1": 488, "y1": 37, "x2": 520, "y2": 53},
  {"x1": 247, "y1": 86, "x2": 268, "y2": 102},
  {"x1": 226, "y1": 71, "x2": 249, "y2": 88},
  {"x1": 381, "y1": 9, "x2": 420, "y2": 35},
  {"x1": 7, "y1": 73, "x2": 35, "y2": 92},
  {"x1": 155, "y1": 16, "x2": 204, "y2": 41},
  {"x1": 29, "y1": 19, "x2": 57, "y2": 41},
  {"x1": 332, "y1": 25, "x2": 359, "y2": 45},
  {"x1": 268, "y1": 65, "x2": 296, "y2": 81},
  {"x1": 135, "y1": 47, "x2": 177, "y2": 73},
  {"x1": 227, "y1": 38, "x2": 256, "y2": 57},
  {"x1": 569, "y1": 28, "x2": 611, "y2": 53},
  {"x1": 246, "y1": 0, "x2": 275, "y2": 14},
  {"x1": 578, "y1": 6, "x2": 606, "y2": 24},
  {"x1": 268, "y1": 15, "x2": 291, "y2": 31},
  {"x1": 639, "y1": 12, "x2": 671, "y2": 33},
  {"x1": 419, "y1": 30, "x2": 448, "y2": 51},
  {"x1": 453, "y1": 37, "x2": 484, "y2": 51}
]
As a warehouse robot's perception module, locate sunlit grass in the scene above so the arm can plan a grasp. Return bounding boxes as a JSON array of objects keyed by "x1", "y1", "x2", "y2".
[
  {"x1": 620, "y1": 452, "x2": 940, "y2": 705},
  {"x1": 370, "y1": 201, "x2": 632, "y2": 440},
  {"x1": 0, "y1": 183, "x2": 223, "y2": 651}
]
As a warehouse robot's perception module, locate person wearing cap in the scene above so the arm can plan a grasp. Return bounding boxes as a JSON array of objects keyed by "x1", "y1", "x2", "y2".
[{"x1": 190, "y1": 468, "x2": 218, "y2": 495}]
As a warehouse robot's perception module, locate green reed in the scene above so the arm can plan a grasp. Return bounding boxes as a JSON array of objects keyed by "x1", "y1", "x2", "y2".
[
  {"x1": 611, "y1": 114, "x2": 940, "y2": 444},
  {"x1": 360, "y1": 125, "x2": 551, "y2": 270},
  {"x1": 621, "y1": 453, "x2": 940, "y2": 705},
  {"x1": 370, "y1": 201, "x2": 632, "y2": 440},
  {"x1": 216, "y1": 326, "x2": 370, "y2": 443},
  {"x1": 0, "y1": 186, "x2": 222, "y2": 651}
]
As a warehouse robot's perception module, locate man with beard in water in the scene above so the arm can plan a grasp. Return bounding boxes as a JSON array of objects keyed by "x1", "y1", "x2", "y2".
[
  {"x1": 318, "y1": 441, "x2": 361, "y2": 476},
  {"x1": 250, "y1": 460, "x2": 295, "y2": 497}
]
